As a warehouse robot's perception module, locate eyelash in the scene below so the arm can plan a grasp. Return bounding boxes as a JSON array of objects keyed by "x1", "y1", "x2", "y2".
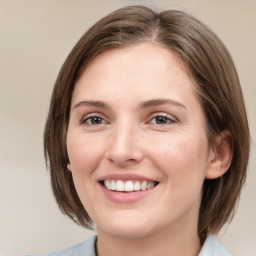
[
  {"x1": 80, "y1": 113, "x2": 176, "y2": 126},
  {"x1": 80, "y1": 114, "x2": 107, "y2": 126},
  {"x1": 148, "y1": 114, "x2": 176, "y2": 125}
]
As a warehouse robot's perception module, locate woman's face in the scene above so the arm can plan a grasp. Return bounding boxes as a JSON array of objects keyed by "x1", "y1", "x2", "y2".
[{"x1": 67, "y1": 43, "x2": 214, "y2": 239}]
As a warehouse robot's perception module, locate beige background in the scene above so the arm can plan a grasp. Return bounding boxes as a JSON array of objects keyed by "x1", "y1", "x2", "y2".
[{"x1": 0, "y1": 0, "x2": 255, "y2": 255}]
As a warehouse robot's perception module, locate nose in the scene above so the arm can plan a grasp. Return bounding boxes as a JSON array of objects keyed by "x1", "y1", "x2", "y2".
[{"x1": 105, "y1": 123, "x2": 143, "y2": 167}]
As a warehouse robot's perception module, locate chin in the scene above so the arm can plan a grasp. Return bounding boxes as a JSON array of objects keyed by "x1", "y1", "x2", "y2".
[{"x1": 96, "y1": 216, "x2": 156, "y2": 239}]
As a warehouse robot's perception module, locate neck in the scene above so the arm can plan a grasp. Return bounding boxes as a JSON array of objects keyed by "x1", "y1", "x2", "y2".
[{"x1": 96, "y1": 222, "x2": 201, "y2": 256}]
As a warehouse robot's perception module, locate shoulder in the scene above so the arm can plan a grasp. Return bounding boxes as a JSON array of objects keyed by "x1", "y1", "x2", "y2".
[
  {"x1": 199, "y1": 235, "x2": 232, "y2": 256},
  {"x1": 27, "y1": 236, "x2": 97, "y2": 256}
]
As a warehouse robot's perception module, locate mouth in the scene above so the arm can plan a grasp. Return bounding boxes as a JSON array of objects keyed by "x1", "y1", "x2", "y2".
[{"x1": 100, "y1": 179, "x2": 159, "y2": 192}]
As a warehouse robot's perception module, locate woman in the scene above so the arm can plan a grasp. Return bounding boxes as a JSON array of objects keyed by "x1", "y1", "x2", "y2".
[{"x1": 43, "y1": 6, "x2": 250, "y2": 256}]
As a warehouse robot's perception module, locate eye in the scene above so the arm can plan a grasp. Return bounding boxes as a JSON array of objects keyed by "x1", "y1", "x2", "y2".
[
  {"x1": 149, "y1": 115, "x2": 175, "y2": 125},
  {"x1": 82, "y1": 116, "x2": 106, "y2": 125}
]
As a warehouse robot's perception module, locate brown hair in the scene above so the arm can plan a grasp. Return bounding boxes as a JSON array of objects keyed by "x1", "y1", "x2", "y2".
[{"x1": 44, "y1": 6, "x2": 250, "y2": 242}]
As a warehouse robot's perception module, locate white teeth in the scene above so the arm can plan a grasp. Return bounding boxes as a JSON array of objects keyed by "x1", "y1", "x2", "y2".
[
  {"x1": 134, "y1": 181, "x2": 140, "y2": 191},
  {"x1": 105, "y1": 180, "x2": 111, "y2": 190},
  {"x1": 103, "y1": 180, "x2": 157, "y2": 192},
  {"x1": 124, "y1": 181, "x2": 134, "y2": 192},
  {"x1": 110, "y1": 180, "x2": 116, "y2": 190},
  {"x1": 116, "y1": 180, "x2": 124, "y2": 191},
  {"x1": 141, "y1": 181, "x2": 147, "y2": 191}
]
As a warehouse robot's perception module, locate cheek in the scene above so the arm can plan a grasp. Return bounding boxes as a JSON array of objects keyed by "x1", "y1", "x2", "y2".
[
  {"x1": 67, "y1": 134, "x2": 104, "y2": 174},
  {"x1": 66, "y1": 134, "x2": 104, "y2": 217},
  {"x1": 150, "y1": 133, "x2": 209, "y2": 188},
  {"x1": 66, "y1": 134, "x2": 104, "y2": 201}
]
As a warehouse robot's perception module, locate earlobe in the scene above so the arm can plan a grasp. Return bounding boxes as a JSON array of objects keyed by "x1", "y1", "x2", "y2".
[
  {"x1": 67, "y1": 163, "x2": 72, "y2": 172},
  {"x1": 206, "y1": 129, "x2": 234, "y2": 179}
]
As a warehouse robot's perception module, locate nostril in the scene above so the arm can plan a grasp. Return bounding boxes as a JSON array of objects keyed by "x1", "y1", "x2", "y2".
[
  {"x1": 105, "y1": 131, "x2": 144, "y2": 166},
  {"x1": 105, "y1": 150, "x2": 143, "y2": 166}
]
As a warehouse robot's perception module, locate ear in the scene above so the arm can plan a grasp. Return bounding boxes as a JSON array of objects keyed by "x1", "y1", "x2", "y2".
[
  {"x1": 67, "y1": 163, "x2": 72, "y2": 172},
  {"x1": 206, "y1": 129, "x2": 234, "y2": 179}
]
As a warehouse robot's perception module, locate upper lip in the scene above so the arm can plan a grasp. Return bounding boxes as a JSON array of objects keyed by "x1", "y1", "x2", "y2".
[{"x1": 98, "y1": 173, "x2": 158, "y2": 182}]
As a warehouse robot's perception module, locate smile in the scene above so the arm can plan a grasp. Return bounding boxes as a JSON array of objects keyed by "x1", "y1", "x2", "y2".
[{"x1": 103, "y1": 180, "x2": 158, "y2": 192}]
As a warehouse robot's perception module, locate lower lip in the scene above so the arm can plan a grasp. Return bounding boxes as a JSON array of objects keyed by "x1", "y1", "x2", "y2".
[{"x1": 100, "y1": 184, "x2": 156, "y2": 204}]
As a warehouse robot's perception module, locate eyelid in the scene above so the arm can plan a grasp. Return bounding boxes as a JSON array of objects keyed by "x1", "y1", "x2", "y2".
[
  {"x1": 147, "y1": 112, "x2": 177, "y2": 124},
  {"x1": 80, "y1": 112, "x2": 109, "y2": 125}
]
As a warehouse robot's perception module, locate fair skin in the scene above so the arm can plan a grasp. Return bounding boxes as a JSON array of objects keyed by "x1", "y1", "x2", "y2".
[{"x1": 66, "y1": 43, "x2": 231, "y2": 256}]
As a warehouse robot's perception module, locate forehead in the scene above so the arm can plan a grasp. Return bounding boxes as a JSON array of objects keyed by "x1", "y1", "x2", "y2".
[{"x1": 73, "y1": 43, "x2": 196, "y2": 100}]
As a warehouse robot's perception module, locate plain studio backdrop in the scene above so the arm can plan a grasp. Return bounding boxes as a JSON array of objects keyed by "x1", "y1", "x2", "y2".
[{"x1": 0, "y1": 0, "x2": 255, "y2": 255}]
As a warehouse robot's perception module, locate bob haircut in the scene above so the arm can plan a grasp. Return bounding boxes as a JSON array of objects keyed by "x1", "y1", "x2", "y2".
[{"x1": 44, "y1": 6, "x2": 250, "y2": 242}]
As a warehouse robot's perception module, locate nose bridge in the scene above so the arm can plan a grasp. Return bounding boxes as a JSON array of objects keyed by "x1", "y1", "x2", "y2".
[{"x1": 106, "y1": 119, "x2": 142, "y2": 165}]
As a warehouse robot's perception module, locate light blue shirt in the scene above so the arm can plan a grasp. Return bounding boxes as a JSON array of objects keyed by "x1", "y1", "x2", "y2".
[
  {"x1": 30, "y1": 235, "x2": 232, "y2": 256},
  {"x1": 199, "y1": 235, "x2": 232, "y2": 256}
]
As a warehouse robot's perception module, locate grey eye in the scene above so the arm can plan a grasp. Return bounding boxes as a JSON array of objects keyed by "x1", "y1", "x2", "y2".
[
  {"x1": 151, "y1": 116, "x2": 172, "y2": 124},
  {"x1": 85, "y1": 116, "x2": 103, "y2": 125},
  {"x1": 155, "y1": 116, "x2": 168, "y2": 124}
]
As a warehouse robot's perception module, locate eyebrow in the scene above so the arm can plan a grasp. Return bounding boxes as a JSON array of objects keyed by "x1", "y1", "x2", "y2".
[
  {"x1": 72, "y1": 98, "x2": 187, "y2": 110},
  {"x1": 139, "y1": 98, "x2": 187, "y2": 110},
  {"x1": 72, "y1": 100, "x2": 109, "y2": 110}
]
